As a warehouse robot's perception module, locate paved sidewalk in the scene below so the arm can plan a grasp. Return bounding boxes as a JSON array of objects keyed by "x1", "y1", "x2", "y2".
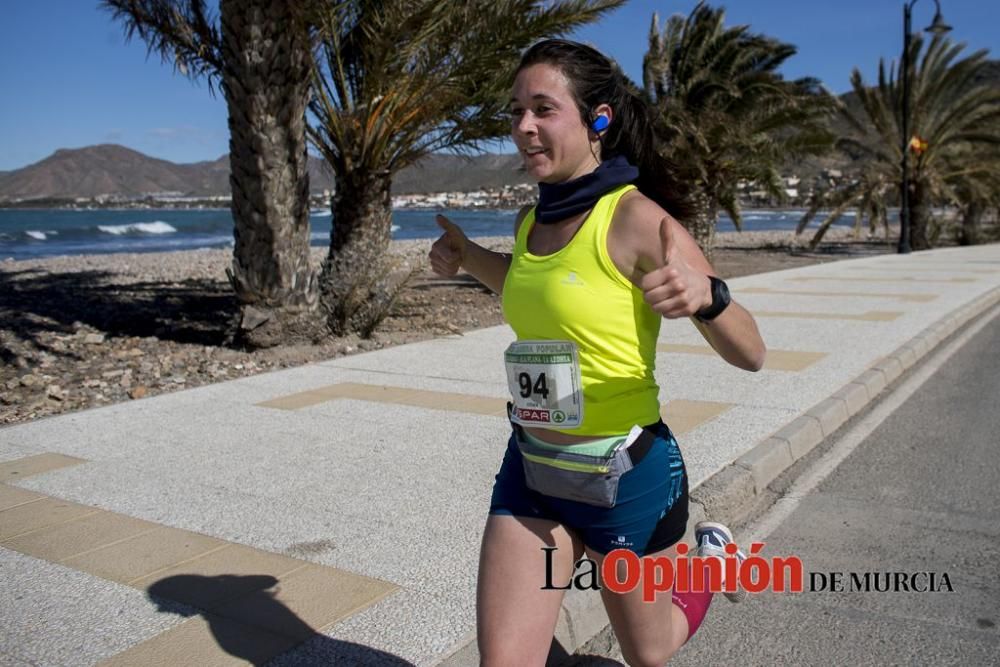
[{"x1": 2, "y1": 243, "x2": 999, "y2": 666}]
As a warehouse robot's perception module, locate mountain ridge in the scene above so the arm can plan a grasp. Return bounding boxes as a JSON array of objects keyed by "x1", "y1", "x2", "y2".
[{"x1": 0, "y1": 144, "x2": 533, "y2": 201}]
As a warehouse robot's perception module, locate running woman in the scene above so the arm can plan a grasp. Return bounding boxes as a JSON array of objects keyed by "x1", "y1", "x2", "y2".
[{"x1": 429, "y1": 39, "x2": 766, "y2": 666}]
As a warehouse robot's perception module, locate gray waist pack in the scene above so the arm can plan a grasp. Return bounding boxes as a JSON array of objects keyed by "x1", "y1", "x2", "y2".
[{"x1": 511, "y1": 420, "x2": 657, "y2": 508}]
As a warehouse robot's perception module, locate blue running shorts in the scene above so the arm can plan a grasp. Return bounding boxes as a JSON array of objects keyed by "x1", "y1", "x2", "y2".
[{"x1": 489, "y1": 421, "x2": 689, "y2": 556}]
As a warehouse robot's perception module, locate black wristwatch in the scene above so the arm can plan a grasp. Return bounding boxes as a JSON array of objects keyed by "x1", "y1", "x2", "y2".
[{"x1": 694, "y1": 276, "x2": 731, "y2": 323}]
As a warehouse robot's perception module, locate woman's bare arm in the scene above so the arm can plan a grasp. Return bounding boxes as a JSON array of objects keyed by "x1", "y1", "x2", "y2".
[{"x1": 609, "y1": 193, "x2": 766, "y2": 371}]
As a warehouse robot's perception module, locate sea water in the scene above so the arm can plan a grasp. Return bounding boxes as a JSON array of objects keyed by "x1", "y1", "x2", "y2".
[{"x1": 0, "y1": 207, "x2": 862, "y2": 261}]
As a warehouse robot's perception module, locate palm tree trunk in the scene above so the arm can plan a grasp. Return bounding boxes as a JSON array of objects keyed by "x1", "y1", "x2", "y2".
[
  {"x1": 687, "y1": 190, "x2": 717, "y2": 264},
  {"x1": 909, "y1": 179, "x2": 931, "y2": 251},
  {"x1": 319, "y1": 170, "x2": 410, "y2": 337},
  {"x1": 220, "y1": 0, "x2": 320, "y2": 348},
  {"x1": 959, "y1": 201, "x2": 982, "y2": 246}
]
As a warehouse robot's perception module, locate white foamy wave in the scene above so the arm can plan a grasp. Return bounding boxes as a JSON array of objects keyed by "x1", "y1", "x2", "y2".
[
  {"x1": 25, "y1": 230, "x2": 58, "y2": 241},
  {"x1": 391, "y1": 224, "x2": 400, "y2": 233},
  {"x1": 310, "y1": 209, "x2": 331, "y2": 217},
  {"x1": 97, "y1": 221, "x2": 177, "y2": 236}
]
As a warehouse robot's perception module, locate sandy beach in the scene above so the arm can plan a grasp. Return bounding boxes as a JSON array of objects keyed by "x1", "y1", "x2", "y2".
[{"x1": 0, "y1": 227, "x2": 895, "y2": 426}]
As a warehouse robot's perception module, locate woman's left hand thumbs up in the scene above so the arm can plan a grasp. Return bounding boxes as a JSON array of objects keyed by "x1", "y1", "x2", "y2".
[{"x1": 639, "y1": 217, "x2": 713, "y2": 319}]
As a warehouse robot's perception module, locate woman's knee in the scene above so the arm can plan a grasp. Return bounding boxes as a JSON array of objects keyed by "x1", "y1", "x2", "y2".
[
  {"x1": 478, "y1": 640, "x2": 553, "y2": 667},
  {"x1": 619, "y1": 638, "x2": 677, "y2": 667}
]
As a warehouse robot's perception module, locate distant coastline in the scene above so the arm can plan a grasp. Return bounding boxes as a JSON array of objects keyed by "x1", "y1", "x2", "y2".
[
  {"x1": 0, "y1": 187, "x2": 817, "y2": 213},
  {"x1": 0, "y1": 186, "x2": 538, "y2": 212}
]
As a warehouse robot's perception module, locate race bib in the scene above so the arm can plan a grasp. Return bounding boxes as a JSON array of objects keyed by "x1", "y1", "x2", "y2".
[{"x1": 504, "y1": 340, "x2": 583, "y2": 428}]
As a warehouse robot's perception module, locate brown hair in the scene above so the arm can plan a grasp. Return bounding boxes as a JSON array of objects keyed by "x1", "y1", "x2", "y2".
[{"x1": 516, "y1": 39, "x2": 694, "y2": 220}]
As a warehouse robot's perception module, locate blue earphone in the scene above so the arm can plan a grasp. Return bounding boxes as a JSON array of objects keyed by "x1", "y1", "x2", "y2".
[{"x1": 591, "y1": 115, "x2": 609, "y2": 132}]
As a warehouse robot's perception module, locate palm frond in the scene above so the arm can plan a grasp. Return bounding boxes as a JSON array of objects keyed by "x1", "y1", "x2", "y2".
[{"x1": 101, "y1": 0, "x2": 223, "y2": 90}]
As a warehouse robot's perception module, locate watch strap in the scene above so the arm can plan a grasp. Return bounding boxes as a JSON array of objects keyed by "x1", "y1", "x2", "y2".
[{"x1": 694, "y1": 276, "x2": 731, "y2": 322}]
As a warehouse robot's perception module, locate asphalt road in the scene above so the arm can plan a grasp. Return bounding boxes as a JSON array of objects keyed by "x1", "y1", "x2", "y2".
[{"x1": 667, "y1": 310, "x2": 1000, "y2": 666}]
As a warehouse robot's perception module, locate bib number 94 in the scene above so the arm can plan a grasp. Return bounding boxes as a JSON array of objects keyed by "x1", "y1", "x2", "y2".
[
  {"x1": 504, "y1": 340, "x2": 583, "y2": 428},
  {"x1": 518, "y1": 372, "x2": 549, "y2": 399}
]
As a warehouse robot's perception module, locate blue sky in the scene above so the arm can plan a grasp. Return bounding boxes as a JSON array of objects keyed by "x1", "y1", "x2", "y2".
[{"x1": 2, "y1": 0, "x2": 998, "y2": 171}]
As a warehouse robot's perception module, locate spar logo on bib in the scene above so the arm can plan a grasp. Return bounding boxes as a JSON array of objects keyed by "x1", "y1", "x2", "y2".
[{"x1": 516, "y1": 407, "x2": 552, "y2": 423}]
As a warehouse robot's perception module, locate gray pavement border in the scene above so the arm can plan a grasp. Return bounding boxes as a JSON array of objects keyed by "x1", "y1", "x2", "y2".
[{"x1": 434, "y1": 283, "x2": 1000, "y2": 667}]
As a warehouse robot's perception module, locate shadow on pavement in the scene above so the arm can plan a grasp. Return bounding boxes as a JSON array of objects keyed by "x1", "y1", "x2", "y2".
[{"x1": 147, "y1": 574, "x2": 414, "y2": 666}]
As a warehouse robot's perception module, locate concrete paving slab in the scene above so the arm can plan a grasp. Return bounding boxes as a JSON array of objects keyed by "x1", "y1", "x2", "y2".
[
  {"x1": 660, "y1": 399, "x2": 731, "y2": 435},
  {"x1": 61, "y1": 526, "x2": 228, "y2": 586},
  {"x1": 0, "y1": 453, "x2": 87, "y2": 482},
  {"x1": 0, "y1": 496, "x2": 99, "y2": 540},
  {"x1": 0, "y1": 484, "x2": 44, "y2": 511},
  {"x1": 2, "y1": 508, "x2": 160, "y2": 562}
]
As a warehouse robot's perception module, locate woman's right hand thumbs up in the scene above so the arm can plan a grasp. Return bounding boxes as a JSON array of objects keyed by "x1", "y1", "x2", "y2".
[{"x1": 429, "y1": 214, "x2": 468, "y2": 277}]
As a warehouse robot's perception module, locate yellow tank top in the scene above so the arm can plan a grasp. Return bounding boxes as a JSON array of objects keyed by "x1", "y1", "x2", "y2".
[{"x1": 501, "y1": 184, "x2": 662, "y2": 436}]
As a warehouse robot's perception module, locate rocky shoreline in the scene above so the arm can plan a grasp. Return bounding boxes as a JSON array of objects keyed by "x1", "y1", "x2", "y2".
[{"x1": 0, "y1": 228, "x2": 892, "y2": 426}]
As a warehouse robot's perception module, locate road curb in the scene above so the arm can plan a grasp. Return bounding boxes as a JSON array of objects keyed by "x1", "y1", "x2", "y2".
[
  {"x1": 435, "y1": 285, "x2": 1000, "y2": 666},
  {"x1": 692, "y1": 284, "x2": 1000, "y2": 529}
]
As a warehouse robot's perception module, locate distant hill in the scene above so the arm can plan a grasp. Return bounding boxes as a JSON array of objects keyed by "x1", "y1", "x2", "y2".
[
  {"x1": 391, "y1": 152, "x2": 531, "y2": 193},
  {"x1": 0, "y1": 144, "x2": 531, "y2": 201},
  {"x1": 0, "y1": 145, "x2": 227, "y2": 200}
]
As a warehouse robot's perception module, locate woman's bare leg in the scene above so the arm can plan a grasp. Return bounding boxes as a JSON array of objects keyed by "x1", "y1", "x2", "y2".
[
  {"x1": 588, "y1": 543, "x2": 690, "y2": 667},
  {"x1": 477, "y1": 514, "x2": 583, "y2": 666}
]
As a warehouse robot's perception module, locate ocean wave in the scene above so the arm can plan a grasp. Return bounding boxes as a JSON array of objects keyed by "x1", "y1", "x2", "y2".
[
  {"x1": 97, "y1": 221, "x2": 178, "y2": 235},
  {"x1": 310, "y1": 209, "x2": 331, "y2": 217},
  {"x1": 25, "y1": 230, "x2": 59, "y2": 241}
]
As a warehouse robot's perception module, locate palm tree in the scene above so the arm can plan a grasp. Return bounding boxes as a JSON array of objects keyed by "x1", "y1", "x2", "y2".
[
  {"x1": 103, "y1": 0, "x2": 320, "y2": 348},
  {"x1": 642, "y1": 2, "x2": 838, "y2": 258},
  {"x1": 798, "y1": 35, "x2": 1000, "y2": 250},
  {"x1": 950, "y1": 149, "x2": 1000, "y2": 245},
  {"x1": 305, "y1": 0, "x2": 624, "y2": 336}
]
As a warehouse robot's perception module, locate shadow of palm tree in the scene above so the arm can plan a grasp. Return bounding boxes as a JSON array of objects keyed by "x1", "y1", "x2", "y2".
[
  {"x1": 406, "y1": 273, "x2": 494, "y2": 292},
  {"x1": 147, "y1": 574, "x2": 414, "y2": 666},
  {"x1": 0, "y1": 267, "x2": 238, "y2": 359}
]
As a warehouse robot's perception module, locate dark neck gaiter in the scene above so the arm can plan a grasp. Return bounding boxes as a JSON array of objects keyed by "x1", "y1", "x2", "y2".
[{"x1": 535, "y1": 154, "x2": 639, "y2": 224}]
